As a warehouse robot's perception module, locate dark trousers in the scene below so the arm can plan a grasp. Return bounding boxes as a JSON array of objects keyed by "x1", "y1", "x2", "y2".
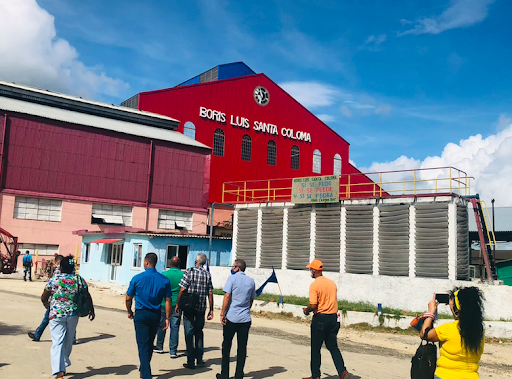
[
  {"x1": 24, "y1": 265, "x2": 32, "y2": 281},
  {"x1": 221, "y1": 320, "x2": 251, "y2": 379},
  {"x1": 311, "y1": 313, "x2": 346, "y2": 378},
  {"x1": 134, "y1": 310, "x2": 160, "y2": 379},
  {"x1": 183, "y1": 311, "x2": 205, "y2": 366}
]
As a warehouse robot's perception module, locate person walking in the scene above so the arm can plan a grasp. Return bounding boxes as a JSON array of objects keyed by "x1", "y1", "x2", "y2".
[
  {"x1": 29, "y1": 255, "x2": 63, "y2": 341},
  {"x1": 154, "y1": 256, "x2": 184, "y2": 358},
  {"x1": 217, "y1": 259, "x2": 255, "y2": 379},
  {"x1": 23, "y1": 250, "x2": 33, "y2": 281},
  {"x1": 41, "y1": 255, "x2": 95, "y2": 378},
  {"x1": 176, "y1": 253, "x2": 214, "y2": 369},
  {"x1": 419, "y1": 287, "x2": 485, "y2": 379},
  {"x1": 126, "y1": 252, "x2": 172, "y2": 379},
  {"x1": 302, "y1": 260, "x2": 350, "y2": 379}
]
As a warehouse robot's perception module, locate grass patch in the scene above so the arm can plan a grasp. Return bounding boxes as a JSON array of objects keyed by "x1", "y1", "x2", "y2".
[
  {"x1": 346, "y1": 322, "x2": 419, "y2": 336},
  {"x1": 214, "y1": 289, "x2": 453, "y2": 319}
]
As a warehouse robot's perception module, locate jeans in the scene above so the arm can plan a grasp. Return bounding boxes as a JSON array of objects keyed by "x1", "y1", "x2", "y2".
[
  {"x1": 35, "y1": 308, "x2": 50, "y2": 339},
  {"x1": 221, "y1": 320, "x2": 251, "y2": 379},
  {"x1": 183, "y1": 311, "x2": 206, "y2": 366},
  {"x1": 134, "y1": 310, "x2": 161, "y2": 379},
  {"x1": 23, "y1": 265, "x2": 32, "y2": 281},
  {"x1": 310, "y1": 313, "x2": 346, "y2": 378},
  {"x1": 155, "y1": 307, "x2": 182, "y2": 355},
  {"x1": 49, "y1": 315, "x2": 79, "y2": 375}
]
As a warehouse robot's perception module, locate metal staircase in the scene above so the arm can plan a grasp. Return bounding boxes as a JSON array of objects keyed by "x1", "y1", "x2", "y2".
[{"x1": 463, "y1": 195, "x2": 497, "y2": 280}]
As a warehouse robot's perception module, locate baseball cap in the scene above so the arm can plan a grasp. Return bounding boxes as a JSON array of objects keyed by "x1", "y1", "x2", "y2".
[{"x1": 306, "y1": 259, "x2": 323, "y2": 270}]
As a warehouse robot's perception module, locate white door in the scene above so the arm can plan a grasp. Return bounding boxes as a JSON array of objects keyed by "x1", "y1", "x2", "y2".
[{"x1": 109, "y1": 244, "x2": 123, "y2": 282}]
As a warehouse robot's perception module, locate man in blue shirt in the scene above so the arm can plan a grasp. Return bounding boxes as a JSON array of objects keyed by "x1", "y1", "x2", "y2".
[
  {"x1": 126, "y1": 252, "x2": 171, "y2": 379},
  {"x1": 217, "y1": 259, "x2": 256, "y2": 379},
  {"x1": 22, "y1": 250, "x2": 33, "y2": 281}
]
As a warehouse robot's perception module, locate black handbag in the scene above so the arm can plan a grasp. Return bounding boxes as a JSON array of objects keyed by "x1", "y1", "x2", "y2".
[
  {"x1": 75, "y1": 275, "x2": 91, "y2": 317},
  {"x1": 178, "y1": 269, "x2": 199, "y2": 314},
  {"x1": 411, "y1": 326, "x2": 437, "y2": 379}
]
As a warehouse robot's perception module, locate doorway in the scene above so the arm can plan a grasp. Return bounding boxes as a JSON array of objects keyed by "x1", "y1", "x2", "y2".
[
  {"x1": 166, "y1": 245, "x2": 189, "y2": 269},
  {"x1": 106, "y1": 244, "x2": 123, "y2": 281}
]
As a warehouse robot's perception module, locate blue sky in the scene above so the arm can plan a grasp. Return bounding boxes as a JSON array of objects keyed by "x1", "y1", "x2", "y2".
[{"x1": 1, "y1": 0, "x2": 512, "y2": 203}]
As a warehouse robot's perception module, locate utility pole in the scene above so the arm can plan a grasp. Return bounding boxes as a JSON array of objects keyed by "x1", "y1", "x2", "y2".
[{"x1": 491, "y1": 198, "x2": 496, "y2": 263}]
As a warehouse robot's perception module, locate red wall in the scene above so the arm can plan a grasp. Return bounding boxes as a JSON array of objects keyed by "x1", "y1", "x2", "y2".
[
  {"x1": 139, "y1": 74, "x2": 373, "y2": 203},
  {"x1": 0, "y1": 112, "x2": 210, "y2": 210}
]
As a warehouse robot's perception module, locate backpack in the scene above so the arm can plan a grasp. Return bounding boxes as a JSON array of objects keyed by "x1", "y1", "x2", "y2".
[
  {"x1": 178, "y1": 268, "x2": 199, "y2": 315},
  {"x1": 411, "y1": 326, "x2": 437, "y2": 379}
]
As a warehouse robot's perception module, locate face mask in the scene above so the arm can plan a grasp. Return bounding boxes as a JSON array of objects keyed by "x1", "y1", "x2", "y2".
[
  {"x1": 231, "y1": 269, "x2": 236, "y2": 275},
  {"x1": 310, "y1": 269, "x2": 315, "y2": 278}
]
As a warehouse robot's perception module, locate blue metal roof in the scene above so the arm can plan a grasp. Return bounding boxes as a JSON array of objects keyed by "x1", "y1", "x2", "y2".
[{"x1": 177, "y1": 62, "x2": 256, "y2": 87}]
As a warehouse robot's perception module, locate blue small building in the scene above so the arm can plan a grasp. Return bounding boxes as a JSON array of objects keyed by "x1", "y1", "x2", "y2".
[{"x1": 77, "y1": 231, "x2": 232, "y2": 286}]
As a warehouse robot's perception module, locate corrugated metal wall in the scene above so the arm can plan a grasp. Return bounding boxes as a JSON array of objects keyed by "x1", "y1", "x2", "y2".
[
  {"x1": 415, "y1": 204, "x2": 449, "y2": 278},
  {"x1": 260, "y1": 208, "x2": 284, "y2": 268},
  {"x1": 379, "y1": 205, "x2": 410, "y2": 276},
  {"x1": 345, "y1": 206, "x2": 374, "y2": 274},
  {"x1": 315, "y1": 204, "x2": 341, "y2": 272},
  {"x1": 287, "y1": 206, "x2": 311, "y2": 270},
  {"x1": 457, "y1": 204, "x2": 470, "y2": 280},
  {"x1": 235, "y1": 209, "x2": 258, "y2": 267},
  {"x1": 2, "y1": 114, "x2": 210, "y2": 209}
]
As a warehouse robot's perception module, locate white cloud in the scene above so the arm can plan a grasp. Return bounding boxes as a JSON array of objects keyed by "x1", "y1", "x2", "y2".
[
  {"x1": 375, "y1": 104, "x2": 392, "y2": 115},
  {"x1": 496, "y1": 114, "x2": 511, "y2": 131},
  {"x1": 365, "y1": 34, "x2": 387, "y2": 45},
  {"x1": 0, "y1": 0, "x2": 128, "y2": 99},
  {"x1": 316, "y1": 114, "x2": 335, "y2": 123},
  {"x1": 344, "y1": 100, "x2": 375, "y2": 110},
  {"x1": 360, "y1": 117, "x2": 512, "y2": 205},
  {"x1": 280, "y1": 81, "x2": 346, "y2": 109},
  {"x1": 399, "y1": 0, "x2": 495, "y2": 36},
  {"x1": 341, "y1": 105, "x2": 352, "y2": 118}
]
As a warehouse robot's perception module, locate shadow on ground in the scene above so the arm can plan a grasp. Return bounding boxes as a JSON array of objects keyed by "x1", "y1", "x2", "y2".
[
  {"x1": 76, "y1": 333, "x2": 115, "y2": 345},
  {"x1": 325, "y1": 373, "x2": 361, "y2": 379},
  {"x1": 66, "y1": 364, "x2": 137, "y2": 378},
  {"x1": 0, "y1": 321, "x2": 30, "y2": 336}
]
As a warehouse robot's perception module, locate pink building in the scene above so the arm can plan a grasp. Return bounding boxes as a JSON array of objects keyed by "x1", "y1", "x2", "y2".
[{"x1": 0, "y1": 81, "x2": 211, "y2": 268}]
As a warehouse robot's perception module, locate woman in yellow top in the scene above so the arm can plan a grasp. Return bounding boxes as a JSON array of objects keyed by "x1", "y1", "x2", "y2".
[{"x1": 420, "y1": 287, "x2": 485, "y2": 379}]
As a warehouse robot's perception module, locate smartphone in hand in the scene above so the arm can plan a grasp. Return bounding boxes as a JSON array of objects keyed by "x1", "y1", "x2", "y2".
[{"x1": 436, "y1": 293, "x2": 450, "y2": 304}]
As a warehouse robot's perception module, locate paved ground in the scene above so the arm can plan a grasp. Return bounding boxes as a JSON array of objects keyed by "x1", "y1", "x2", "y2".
[{"x1": 1, "y1": 275, "x2": 511, "y2": 379}]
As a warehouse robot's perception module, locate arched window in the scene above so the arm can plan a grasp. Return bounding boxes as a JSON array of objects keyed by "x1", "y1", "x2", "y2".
[
  {"x1": 334, "y1": 154, "x2": 342, "y2": 176},
  {"x1": 213, "y1": 129, "x2": 225, "y2": 157},
  {"x1": 291, "y1": 145, "x2": 300, "y2": 170},
  {"x1": 241, "y1": 135, "x2": 251, "y2": 161},
  {"x1": 313, "y1": 149, "x2": 321, "y2": 173},
  {"x1": 267, "y1": 140, "x2": 277, "y2": 165},
  {"x1": 183, "y1": 121, "x2": 196, "y2": 140}
]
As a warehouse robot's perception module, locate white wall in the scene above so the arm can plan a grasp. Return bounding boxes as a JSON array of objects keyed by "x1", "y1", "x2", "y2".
[{"x1": 209, "y1": 266, "x2": 512, "y2": 320}]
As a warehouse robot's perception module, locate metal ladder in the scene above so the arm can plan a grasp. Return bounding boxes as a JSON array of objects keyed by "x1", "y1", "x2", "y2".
[{"x1": 463, "y1": 195, "x2": 497, "y2": 280}]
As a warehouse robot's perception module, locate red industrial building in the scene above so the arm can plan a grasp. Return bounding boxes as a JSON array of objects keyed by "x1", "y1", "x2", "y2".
[
  {"x1": 123, "y1": 62, "x2": 376, "y2": 207},
  {"x1": 0, "y1": 80, "x2": 211, "y2": 267}
]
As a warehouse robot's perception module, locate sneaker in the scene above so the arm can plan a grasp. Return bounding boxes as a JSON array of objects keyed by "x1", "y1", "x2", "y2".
[
  {"x1": 183, "y1": 363, "x2": 196, "y2": 369},
  {"x1": 340, "y1": 370, "x2": 351, "y2": 379},
  {"x1": 153, "y1": 347, "x2": 164, "y2": 354},
  {"x1": 28, "y1": 332, "x2": 40, "y2": 342},
  {"x1": 196, "y1": 360, "x2": 205, "y2": 367},
  {"x1": 170, "y1": 354, "x2": 178, "y2": 359}
]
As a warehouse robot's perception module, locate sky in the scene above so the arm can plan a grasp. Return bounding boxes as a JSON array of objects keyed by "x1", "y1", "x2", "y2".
[{"x1": 0, "y1": 0, "x2": 511, "y2": 204}]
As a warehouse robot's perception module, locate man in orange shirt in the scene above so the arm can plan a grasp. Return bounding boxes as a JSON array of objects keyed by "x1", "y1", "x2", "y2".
[{"x1": 302, "y1": 260, "x2": 350, "y2": 379}]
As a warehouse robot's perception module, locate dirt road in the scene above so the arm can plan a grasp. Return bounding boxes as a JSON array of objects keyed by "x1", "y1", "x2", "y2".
[{"x1": 1, "y1": 276, "x2": 511, "y2": 379}]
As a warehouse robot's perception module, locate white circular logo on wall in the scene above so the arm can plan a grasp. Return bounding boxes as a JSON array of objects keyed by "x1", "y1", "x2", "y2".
[{"x1": 253, "y1": 86, "x2": 269, "y2": 106}]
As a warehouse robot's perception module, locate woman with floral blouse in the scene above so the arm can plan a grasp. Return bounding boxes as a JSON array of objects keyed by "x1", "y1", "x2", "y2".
[{"x1": 41, "y1": 255, "x2": 95, "y2": 378}]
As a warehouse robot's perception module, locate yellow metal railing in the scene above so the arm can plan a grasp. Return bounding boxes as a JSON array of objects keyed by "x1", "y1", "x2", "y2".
[
  {"x1": 480, "y1": 200, "x2": 497, "y2": 249},
  {"x1": 222, "y1": 167, "x2": 472, "y2": 204}
]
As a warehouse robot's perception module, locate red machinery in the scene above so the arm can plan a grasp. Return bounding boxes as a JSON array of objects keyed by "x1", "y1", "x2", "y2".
[{"x1": 0, "y1": 227, "x2": 20, "y2": 274}]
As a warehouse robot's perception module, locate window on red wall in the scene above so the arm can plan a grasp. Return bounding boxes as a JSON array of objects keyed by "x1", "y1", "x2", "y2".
[
  {"x1": 313, "y1": 149, "x2": 321, "y2": 173},
  {"x1": 184, "y1": 121, "x2": 196, "y2": 140},
  {"x1": 291, "y1": 145, "x2": 300, "y2": 170},
  {"x1": 241, "y1": 135, "x2": 251, "y2": 161},
  {"x1": 213, "y1": 129, "x2": 225, "y2": 157},
  {"x1": 267, "y1": 140, "x2": 277, "y2": 165},
  {"x1": 334, "y1": 154, "x2": 342, "y2": 176}
]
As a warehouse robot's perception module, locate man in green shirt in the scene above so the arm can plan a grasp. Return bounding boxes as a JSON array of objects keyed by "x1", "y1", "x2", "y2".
[{"x1": 154, "y1": 256, "x2": 184, "y2": 358}]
